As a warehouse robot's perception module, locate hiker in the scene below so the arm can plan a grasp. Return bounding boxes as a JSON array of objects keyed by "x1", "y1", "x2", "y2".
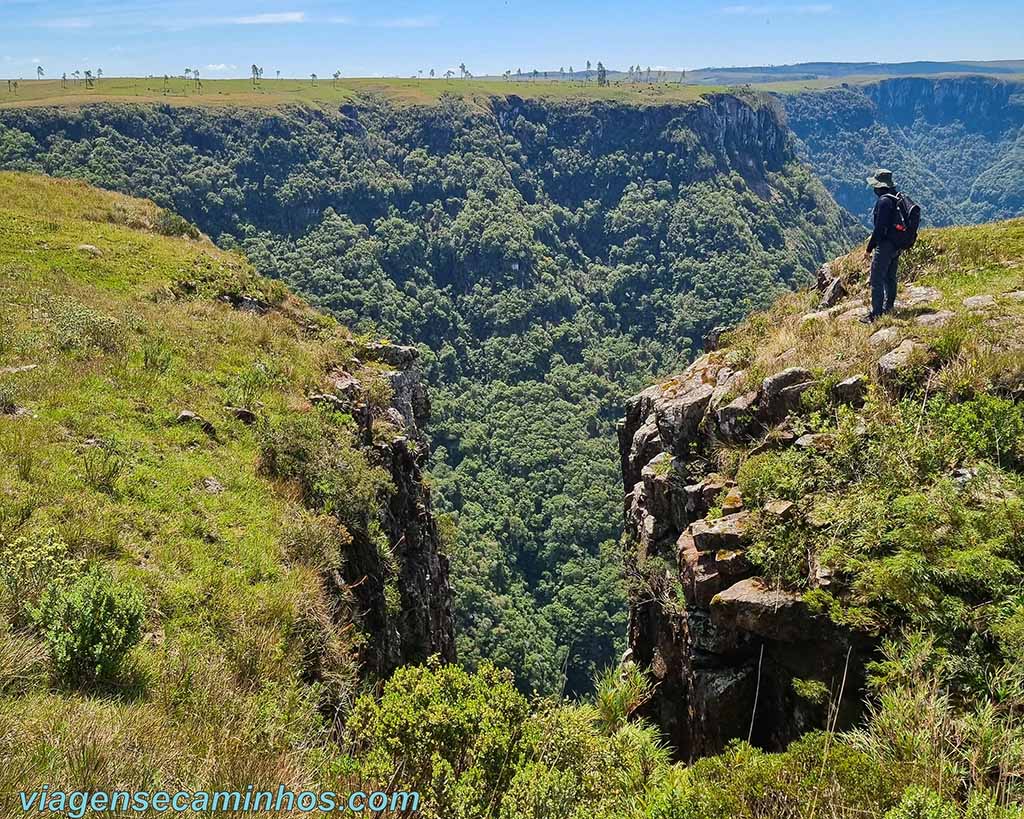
[{"x1": 861, "y1": 169, "x2": 902, "y2": 323}]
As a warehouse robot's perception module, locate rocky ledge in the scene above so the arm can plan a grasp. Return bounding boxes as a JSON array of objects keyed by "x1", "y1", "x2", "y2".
[{"x1": 618, "y1": 355, "x2": 871, "y2": 761}]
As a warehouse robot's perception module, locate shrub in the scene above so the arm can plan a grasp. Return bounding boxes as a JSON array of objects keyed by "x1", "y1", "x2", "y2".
[
  {"x1": 154, "y1": 209, "x2": 201, "y2": 239},
  {"x1": 140, "y1": 338, "x2": 173, "y2": 373},
  {"x1": 47, "y1": 297, "x2": 124, "y2": 354},
  {"x1": 33, "y1": 567, "x2": 144, "y2": 685},
  {"x1": 883, "y1": 787, "x2": 958, "y2": 819},
  {"x1": 258, "y1": 410, "x2": 391, "y2": 532},
  {"x1": 0, "y1": 529, "x2": 77, "y2": 629},
  {"x1": 346, "y1": 661, "x2": 532, "y2": 819}
]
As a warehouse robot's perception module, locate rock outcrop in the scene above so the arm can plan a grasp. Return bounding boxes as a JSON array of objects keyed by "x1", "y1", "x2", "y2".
[
  {"x1": 618, "y1": 354, "x2": 869, "y2": 760},
  {"x1": 326, "y1": 343, "x2": 455, "y2": 678}
]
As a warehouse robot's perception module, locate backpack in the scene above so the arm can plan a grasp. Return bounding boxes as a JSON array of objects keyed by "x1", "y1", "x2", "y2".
[{"x1": 886, "y1": 192, "x2": 921, "y2": 250}]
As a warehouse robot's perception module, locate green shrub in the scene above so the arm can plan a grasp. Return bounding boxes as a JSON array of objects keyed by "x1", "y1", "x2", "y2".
[
  {"x1": 47, "y1": 297, "x2": 124, "y2": 354},
  {"x1": 33, "y1": 567, "x2": 144, "y2": 685},
  {"x1": 154, "y1": 209, "x2": 201, "y2": 239},
  {"x1": 736, "y1": 449, "x2": 810, "y2": 506},
  {"x1": 346, "y1": 661, "x2": 532, "y2": 819},
  {"x1": 258, "y1": 409, "x2": 392, "y2": 531},
  {"x1": 929, "y1": 394, "x2": 1024, "y2": 467},
  {"x1": 0, "y1": 529, "x2": 77, "y2": 629},
  {"x1": 884, "y1": 787, "x2": 958, "y2": 819}
]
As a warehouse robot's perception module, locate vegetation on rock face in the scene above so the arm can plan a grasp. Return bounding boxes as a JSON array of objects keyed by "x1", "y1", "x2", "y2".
[{"x1": 0, "y1": 94, "x2": 855, "y2": 694}]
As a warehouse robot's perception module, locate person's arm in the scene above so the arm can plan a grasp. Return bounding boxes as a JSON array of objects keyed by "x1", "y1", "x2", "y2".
[{"x1": 867, "y1": 196, "x2": 894, "y2": 252}]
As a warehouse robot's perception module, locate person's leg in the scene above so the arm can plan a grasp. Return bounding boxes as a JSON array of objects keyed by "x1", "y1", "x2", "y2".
[
  {"x1": 869, "y1": 246, "x2": 888, "y2": 318},
  {"x1": 883, "y1": 250, "x2": 899, "y2": 314}
]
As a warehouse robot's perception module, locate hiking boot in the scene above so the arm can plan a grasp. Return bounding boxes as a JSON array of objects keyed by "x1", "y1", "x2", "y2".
[{"x1": 858, "y1": 314, "x2": 876, "y2": 325}]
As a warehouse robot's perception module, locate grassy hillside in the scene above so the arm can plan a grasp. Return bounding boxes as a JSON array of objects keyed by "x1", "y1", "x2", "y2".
[{"x1": 0, "y1": 171, "x2": 451, "y2": 800}]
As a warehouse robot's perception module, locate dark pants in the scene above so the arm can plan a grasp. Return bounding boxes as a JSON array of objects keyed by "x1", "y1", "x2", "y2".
[{"x1": 870, "y1": 241, "x2": 900, "y2": 317}]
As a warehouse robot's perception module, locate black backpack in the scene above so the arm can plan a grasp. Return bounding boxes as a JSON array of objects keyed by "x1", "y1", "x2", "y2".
[{"x1": 886, "y1": 192, "x2": 921, "y2": 250}]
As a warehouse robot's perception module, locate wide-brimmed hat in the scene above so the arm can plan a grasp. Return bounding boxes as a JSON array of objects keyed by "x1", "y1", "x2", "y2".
[{"x1": 866, "y1": 169, "x2": 895, "y2": 189}]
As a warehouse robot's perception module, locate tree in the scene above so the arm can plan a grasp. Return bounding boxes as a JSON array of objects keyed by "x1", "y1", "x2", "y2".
[
  {"x1": 61, "y1": 72, "x2": 67, "y2": 89},
  {"x1": 276, "y1": 69, "x2": 280, "y2": 81},
  {"x1": 429, "y1": 68, "x2": 435, "y2": 78},
  {"x1": 250, "y1": 64, "x2": 259, "y2": 88},
  {"x1": 444, "y1": 69, "x2": 454, "y2": 80},
  {"x1": 185, "y1": 68, "x2": 192, "y2": 82},
  {"x1": 36, "y1": 66, "x2": 44, "y2": 80},
  {"x1": 84, "y1": 69, "x2": 94, "y2": 89},
  {"x1": 332, "y1": 70, "x2": 341, "y2": 88},
  {"x1": 586, "y1": 59, "x2": 592, "y2": 82},
  {"x1": 310, "y1": 73, "x2": 317, "y2": 86},
  {"x1": 597, "y1": 62, "x2": 607, "y2": 86},
  {"x1": 516, "y1": 68, "x2": 522, "y2": 82},
  {"x1": 96, "y1": 68, "x2": 102, "y2": 85},
  {"x1": 459, "y1": 62, "x2": 467, "y2": 79},
  {"x1": 72, "y1": 70, "x2": 80, "y2": 85}
]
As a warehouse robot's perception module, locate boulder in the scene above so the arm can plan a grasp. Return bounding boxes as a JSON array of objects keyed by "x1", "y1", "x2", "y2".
[
  {"x1": 868, "y1": 327, "x2": 899, "y2": 347},
  {"x1": 720, "y1": 487, "x2": 744, "y2": 516},
  {"x1": 691, "y1": 512, "x2": 750, "y2": 553},
  {"x1": 76, "y1": 243, "x2": 102, "y2": 257},
  {"x1": 678, "y1": 534, "x2": 753, "y2": 608},
  {"x1": 795, "y1": 433, "x2": 834, "y2": 451},
  {"x1": 717, "y1": 391, "x2": 759, "y2": 442},
  {"x1": 656, "y1": 383, "x2": 714, "y2": 451},
  {"x1": 224, "y1": 405, "x2": 256, "y2": 424},
  {"x1": 963, "y1": 294, "x2": 996, "y2": 310},
  {"x1": 764, "y1": 499, "x2": 796, "y2": 520},
  {"x1": 176, "y1": 409, "x2": 215, "y2": 437},
  {"x1": 899, "y1": 285, "x2": 942, "y2": 308},
  {"x1": 831, "y1": 374, "x2": 868, "y2": 406},
  {"x1": 819, "y1": 277, "x2": 847, "y2": 309},
  {"x1": 711, "y1": 577, "x2": 817, "y2": 643},
  {"x1": 838, "y1": 305, "x2": 872, "y2": 322},
  {"x1": 877, "y1": 339, "x2": 931, "y2": 388},
  {"x1": 1006, "y1": 291, "x2": 1024, "y2": 302},
  {"x1": 328, "y1": 370, "x2": 362, "y2": 400},
  {"x1": 915, "y1": 310, "x2": 955, "y2": 327},
  {"x1": 365, "y1": 341, "x2": 419, "y2": 369},
  {"x1": 0, "y1": 364, "x2": 38, "y2": 376},
  {"x1": 761, "y1": 368, "x2": 813, "y2": 405}
]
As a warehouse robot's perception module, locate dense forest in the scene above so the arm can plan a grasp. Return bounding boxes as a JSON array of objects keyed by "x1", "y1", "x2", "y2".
[
  {"x1": 784, "y1": 76, "x2": 1024, "y2": 227},
  {"x1": 0, "y1": 92, "x2": 856, "y2": 694}
]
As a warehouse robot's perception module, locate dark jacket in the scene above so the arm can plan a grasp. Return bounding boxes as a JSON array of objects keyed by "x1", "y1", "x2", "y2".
[{"x1": 868, "y1": 190, "x2": 898, "y2": 252}]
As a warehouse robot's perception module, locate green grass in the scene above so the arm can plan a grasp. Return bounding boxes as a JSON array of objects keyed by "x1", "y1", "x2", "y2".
[
  {"x1": 0, "y1": 76, "x2": 725, "y2": 110},
  {"x1": 0, "y1": 171, "x2": 405, "y2": 805}
]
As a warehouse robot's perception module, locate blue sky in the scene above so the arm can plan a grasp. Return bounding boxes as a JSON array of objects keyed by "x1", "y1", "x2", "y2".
[{"x1": 2, "y1": 0, "x2": 1022, "y2": 79}]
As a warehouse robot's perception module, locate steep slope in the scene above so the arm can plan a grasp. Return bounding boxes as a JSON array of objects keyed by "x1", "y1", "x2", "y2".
[
  {"x1": 0, "y1": 172, "x2": 453, "y2": 790},
  {"x1": 784, "y1": 76, "x2": 1024, "y2": 226},
  {"x1": 0, "y1": 93, "x2": 857, "y2": 694},
  {"x1": 620, "y1": 219, "x2": 1024, "y2": 759}
]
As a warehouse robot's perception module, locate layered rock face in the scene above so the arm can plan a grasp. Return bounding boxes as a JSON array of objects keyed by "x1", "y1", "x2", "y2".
[
  {"x1": 327, "y1": 343, "x2": 456, "y2": 678},
  {"x1": 618, "y1": 356, "x2": 868, "y2": 760}
]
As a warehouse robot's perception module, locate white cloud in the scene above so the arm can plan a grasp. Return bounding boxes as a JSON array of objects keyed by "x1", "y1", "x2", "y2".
[
  {"x1": 373, "y1": 16, "x2": 438, "y2": 29},
  {"x1": 328, "y1": 15, "x2": 353, "y2": 24},
  {"x1": 38, "y1": 18, "x2": 94, "y2": 29},
  {"x1": 721, "y1": 3, "x2": 832, "y2": 13},
  {"x1": 205, "y1": 63, "x2": 237, "y2": 71},
  {"x1": 224, "y1": 11, "x2": 305, "y2": 25}
]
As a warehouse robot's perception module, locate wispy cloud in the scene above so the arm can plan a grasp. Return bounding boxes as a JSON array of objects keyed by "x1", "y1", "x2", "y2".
[
  {"x1": 327, "y1": 15, "x2": 353, "y2": 24},
  {"x1": 38, "y1": 18, "x2": 95, "y2": 29},
  {"x1": 205, "y1": 63, "x2": 237, "y2": 71},
  {"x1": 222, "y1": 11, "x2": 305, "y2": 25},
  {"x1": 373, "y1": 15, "x2": 438, "y2": 29},
  {"x1": 721, "y1": 3, "x2": 832, "y2": 13}
]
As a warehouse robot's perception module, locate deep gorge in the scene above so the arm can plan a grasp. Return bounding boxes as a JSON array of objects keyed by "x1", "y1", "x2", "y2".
[{"x1": 2, "y1": 75, "x2": 1021, "y2": 703}]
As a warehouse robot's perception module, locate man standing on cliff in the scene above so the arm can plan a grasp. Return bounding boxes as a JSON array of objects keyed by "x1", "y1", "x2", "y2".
[{"x1": 861, "y1": 169, "x2": 901, "y2": 323}]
